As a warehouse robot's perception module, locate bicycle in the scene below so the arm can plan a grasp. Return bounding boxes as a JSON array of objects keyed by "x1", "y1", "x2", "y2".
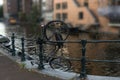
[
  {"x1": 43, "y1": 20, "x2": 72, "y2": 71},
  {"x1": 23, "y1": 20, "x2": 72, "y2": 71}
]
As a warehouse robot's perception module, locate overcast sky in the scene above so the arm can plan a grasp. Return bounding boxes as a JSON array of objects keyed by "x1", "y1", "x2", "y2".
[{"x1": 0, "y1": 0, "x2": 3, "y2": 5}]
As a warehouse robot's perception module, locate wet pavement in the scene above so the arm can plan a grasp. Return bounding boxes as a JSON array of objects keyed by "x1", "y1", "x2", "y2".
[{"x1": 0, "y1": 53, "x2": 63, "y2": 80}]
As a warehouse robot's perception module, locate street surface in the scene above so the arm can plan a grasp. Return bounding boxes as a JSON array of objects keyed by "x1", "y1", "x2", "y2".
[{"x1": 0, "y1": 53, "x2": 62, "y2": 80}]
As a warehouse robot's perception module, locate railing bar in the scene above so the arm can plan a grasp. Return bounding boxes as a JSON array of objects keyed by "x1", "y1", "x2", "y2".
[
  {"x1": 55, "y1": 57, "x2": 120, "y2": 63},
  {"x1": 0, "y1": 45, "x2": 11, "y2": 51},
  {"x1": 47, "y1": 40, "x2": 81, "y2": 43},
  {"x1": 24, "y1": 39, "x2": 36, "y2": 41},
  {"x1": 65, "y1": 57, "x2": 81, "y2": 61},
  {"x1": 46, "y1": 40, "x2": 120, "y2": 43},
  {"x1": 87, "y1": 40, "x2": 120, "y2": 43},
  {"x1": 87, "y1": 60, "x2": 120, "y2": 63}
]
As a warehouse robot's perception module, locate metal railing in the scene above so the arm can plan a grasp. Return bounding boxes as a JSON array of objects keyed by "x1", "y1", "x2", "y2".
[
  {"x1": 2, "y1": 21, "x2": 120, "y2": 79},
  {"x1": 8, "y1": 33, "x2": 120, "y2": 79}
]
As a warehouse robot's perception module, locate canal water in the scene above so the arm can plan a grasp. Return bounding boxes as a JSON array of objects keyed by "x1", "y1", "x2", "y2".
[
  {"x1": 67, "y1": 33, "x2": 120, "y2": 76},
  {"x1": 0, "y1": 22, "x2": 120, "y2": 77}
]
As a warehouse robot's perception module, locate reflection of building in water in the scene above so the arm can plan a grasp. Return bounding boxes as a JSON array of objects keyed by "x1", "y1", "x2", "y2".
[{"x1": 54, "y1": 0, "x2": 120, "y2": 34}]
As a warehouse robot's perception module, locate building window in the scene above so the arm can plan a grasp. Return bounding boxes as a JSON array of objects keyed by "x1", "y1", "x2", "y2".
[
  {"x1": 62, "y1": 2, "x2": 67, "y2": 9},
  {"x1": 56, "y1": 13, "x2": 61, "y2": 20},
  {"x1": 84, "y1": 0, "x2": 89, "y2": 7},
  {"x1": 56, "y1": 3, "x2": 61, "y2": 9},
  {"x1": 84, "y1": 2, "x2": 88, "y2": 7},
  {"x1": 62, "y1": 13, "x2": 68, "y2": 21},
  {"x1": 79, "y1": 12, "x2": 83, "y2": 19}
]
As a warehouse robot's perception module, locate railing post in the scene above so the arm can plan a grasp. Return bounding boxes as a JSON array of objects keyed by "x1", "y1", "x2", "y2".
[
  {"x1": 37, "y1": 37, "x2": 44, "y2": 70},
  {"x1": 80, "y1": 40, "x2": 87, "y2": 79},
  {"x1": 11, "y1": 33, "x2": 16, "y2": 56},
  {"x1": 21, "y1": 37, "x2": 26, "y2": 61},
  {"x1": 37, "y1": 26, "x2": 44, "y2": 70}
]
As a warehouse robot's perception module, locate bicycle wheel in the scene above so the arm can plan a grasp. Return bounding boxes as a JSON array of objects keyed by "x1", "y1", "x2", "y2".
[
  {"x1": 49, "y1": 57, "x2": 71, "y2": 71},
  {"x1": 44, "y1": 20, "x2": 69, "y2": 41}
]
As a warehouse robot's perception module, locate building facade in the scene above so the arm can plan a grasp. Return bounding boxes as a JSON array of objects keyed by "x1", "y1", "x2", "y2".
[
  {"x1": 54, "y1": 0, "x2": 120, "y2": 33},
  {"x1": 3, "y1": 0, "x2": 32, "y2": 19}
]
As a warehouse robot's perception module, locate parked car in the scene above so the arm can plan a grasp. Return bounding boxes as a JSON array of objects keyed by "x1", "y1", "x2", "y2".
[
  {"x1": 8, "y1": 17, "x2": 17, "y2": 25},
  {"x1": 0, "y1": 35, "x2": 11, "y2": 47}
]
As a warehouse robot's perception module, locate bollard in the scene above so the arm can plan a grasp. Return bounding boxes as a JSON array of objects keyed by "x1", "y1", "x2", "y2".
[
  {"x1": 37, "y1": 37, "x2": 44, "y2": 70},
  {"x1": 80, "y1": 40, "x2": 87, "y2": 79},
  {"x1": 21, "y1": 37, "x2": 26, "y2": 61},
  {"x1": 11, "y1": 33, "x2": 16, "y2": 56}
]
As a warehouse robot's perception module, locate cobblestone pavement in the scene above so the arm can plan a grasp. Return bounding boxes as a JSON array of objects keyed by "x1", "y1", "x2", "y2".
[{"x1": 0, "y1": 53, "x2": 63, "y2": 80}]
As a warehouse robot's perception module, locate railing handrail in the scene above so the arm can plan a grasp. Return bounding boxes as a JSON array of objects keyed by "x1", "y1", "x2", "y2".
[{"x1": 46, "y1": 40, "x2": 120, "y2": 43}]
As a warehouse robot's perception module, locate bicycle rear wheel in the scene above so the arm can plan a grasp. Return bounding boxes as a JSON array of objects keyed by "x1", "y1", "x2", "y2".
[{"x1": 49, "y1": 57, "x2": 71, "y2": 71}]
